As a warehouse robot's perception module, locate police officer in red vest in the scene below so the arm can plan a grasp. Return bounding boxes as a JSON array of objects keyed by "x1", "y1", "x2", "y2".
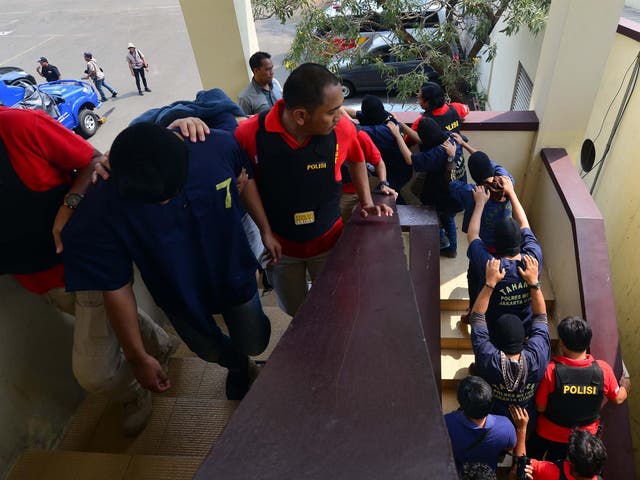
[{"x1": 529, "y1": 316, "x2": 630, "y2": 462}]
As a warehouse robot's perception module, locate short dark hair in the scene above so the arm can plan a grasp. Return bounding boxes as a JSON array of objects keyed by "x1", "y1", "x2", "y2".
[
  {"x1": 457, "y1": 376, "x2": 493, "y2": 419},
  {"x1": 557, "y1": 316, "x2": 592, "y2": 352},
  {"x1": 249, "y1": 51, "x2": 271, "y2": 71},
  {"x1": 420, "y1": 82, "x2": 445, "y2": 110},
  {"x1": 568, "y1": 429, "x2": 607, "y2": 477},
  {"x1": 282, "y1": 63, "x2": 340, "y2": 113},
  {"x1": 109, "y1": 122, "x2": 189, "y2": 203},
  {"x1": 460, "y1": 463, "x2": 497, "y2": 480}
]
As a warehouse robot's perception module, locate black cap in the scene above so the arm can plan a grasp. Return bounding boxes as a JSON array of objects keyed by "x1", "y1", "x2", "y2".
[
  {"x1": 359, "y1": 95, "x2": 389, "y2": 126},
  {"x1": 37, "y1": 57, "x2": 47, "y2": 63},
  {"x1": 494, "y1": 217, "x2": 521, "y2": 256},
  {"x1": 468, "y1": 151, "x2": 494, "y2": 184},
  {"x1": 110, "y1": 123, "x2": 189, "y2": 203},
  {"x1": 491, "y1": 314, "x2": 525, "y2": 354},
  {"x1": 417, "y1": 117, "x2": 448, "y2": 149}
]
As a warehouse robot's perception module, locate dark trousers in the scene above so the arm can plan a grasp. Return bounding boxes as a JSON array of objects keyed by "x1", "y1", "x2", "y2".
[
  {"x1": 167, "y1": 290, "x2": 271, "y2": 370},
  {"x1": 527, "y1": 430, "x2": 568, "y2": 462},
  {"x1": 133, "y1": 67, "x2": 149, "y2": 92}
]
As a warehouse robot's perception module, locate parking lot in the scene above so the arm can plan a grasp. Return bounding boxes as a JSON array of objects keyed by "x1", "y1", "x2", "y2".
[{"x1": 0, "y1": 1, "x2": 417, "y2": 151}]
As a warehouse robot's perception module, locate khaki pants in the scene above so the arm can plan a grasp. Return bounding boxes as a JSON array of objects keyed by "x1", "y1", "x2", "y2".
[
  {"x1": 43, "y1": 289, "x2": 171, "y2": 403},
  {"x1": 340, "y1": 193, "x2": 360, "y2": 224},
  {"x1": 269, "y1": 250, "x2": 331, "y2": 316}
]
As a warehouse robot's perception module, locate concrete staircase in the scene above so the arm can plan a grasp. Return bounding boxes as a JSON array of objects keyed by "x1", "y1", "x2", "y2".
[
  {"x1": 6, "y1": 293, "x2": 292, "y2": 480},
  {"x1": 6, "y1": 225, "x2": 556, "y2": 479},
  {"x1": 438, "y1": 231, "x2": 557, "y2": 414}
]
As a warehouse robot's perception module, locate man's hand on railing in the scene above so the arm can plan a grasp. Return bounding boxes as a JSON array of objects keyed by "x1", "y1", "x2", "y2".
[{"x1": 359, "y1": 202, "x2": 394, "y2": 218}]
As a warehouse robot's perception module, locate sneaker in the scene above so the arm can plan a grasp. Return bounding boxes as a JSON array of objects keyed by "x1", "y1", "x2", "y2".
[
  {"x1": 122, "y1": 388, "x2": 152, "y2": 437},
  {"x1": 144, "y1": 88, "x2": 152, "y2": 92},
  {"x1": 439, "y1": 228, "x2": 451, "y2": 250},
  {"x1": 156, "y1": 334, "x2": 180, "y2": 374},
  {"x1": 138, "y1": 91, "x2": 144, "y2": 96},
  {"x1": 225, "y1": 357, "x2": 260, "y2": 401},
  {"x1": 112, "y1": 92, "x2": 118, "y2": 98}
]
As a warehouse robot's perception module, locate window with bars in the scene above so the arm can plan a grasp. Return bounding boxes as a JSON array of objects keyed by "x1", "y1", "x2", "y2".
[{"x1": 511, "y1": 62, "x2": 533, "y2": 111}]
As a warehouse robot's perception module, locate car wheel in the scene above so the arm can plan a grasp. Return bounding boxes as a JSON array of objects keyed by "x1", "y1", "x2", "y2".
[
  {"x1": 341, "y1": 81, "x2": 355, "y2": 99},
  {"x1": 9, "y1": 77, "x2": 35, "y2": 87},
  {"x1": 77, "y1": 109, "x2": 99, "y2": 138}
]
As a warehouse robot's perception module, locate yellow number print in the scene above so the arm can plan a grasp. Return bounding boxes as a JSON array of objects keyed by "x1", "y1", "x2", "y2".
[{"x1": 216, "y1": 177, "x2": 232, "y2": 209}]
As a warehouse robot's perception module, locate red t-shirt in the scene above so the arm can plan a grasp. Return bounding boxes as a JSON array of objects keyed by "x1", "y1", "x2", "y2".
[
  {"x1": 535, "y1": 354, "x2": 620, "y2": 443},
  {"x1": 234, "y1": 100, "x2": 364, "y2": 258},
  {"x1": 0, "y1": 107, "x2": 95, "y2": 294},
  {"x1": 342, "y1": 129, "x2": 381, "y2": 194},
  {"x1": 530, "y1": 459, "x2": 598, "y2": 480}
]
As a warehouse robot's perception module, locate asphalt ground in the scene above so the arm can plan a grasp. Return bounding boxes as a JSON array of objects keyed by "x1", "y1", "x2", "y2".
[{"x1": 0, "y1": 1, "x2": 418, "y2": 152}]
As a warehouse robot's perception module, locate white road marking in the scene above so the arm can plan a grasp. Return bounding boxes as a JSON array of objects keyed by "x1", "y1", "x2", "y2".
[{"x1": 0, "y1": 35, "x2": 57, "y2": 65}]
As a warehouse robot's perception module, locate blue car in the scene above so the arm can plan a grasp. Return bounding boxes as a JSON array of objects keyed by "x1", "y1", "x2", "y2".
[
  {"x1": 0, "y1": 66, "x2": 37, "y2": 86},
  {"x1": 0, "y1": 77, "x2": 103, "y2": 138}
]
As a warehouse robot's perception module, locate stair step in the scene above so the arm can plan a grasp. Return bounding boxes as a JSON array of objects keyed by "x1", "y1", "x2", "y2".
[
  {"x1": 7, "y1": 450, "x2": 203, "y2": 480},
  {"x1": 440, "y1": 349, "x2": 474, "y2": 387},
  {"x1": 58, "y1": 395, "x2": 237, "y2": 456},
  {"x1": 440, "y1": 310, "x2": 559, "y2": 350}
]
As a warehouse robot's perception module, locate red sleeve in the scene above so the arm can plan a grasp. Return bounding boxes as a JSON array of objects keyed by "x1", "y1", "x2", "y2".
[
  {"x1": 234, "y1": 115, "x2": 260, "y2": 167},
  {"x1": 31, "y1": 111, "x2": 94, "y2": 170},
  {"x1": 531, "y1": 459, "x2": 560, "y2": 479},
  {"x1": 405, "y1": 115, "x2": 422, "y2": 146},
  {"x1": 597, "y1": 360, "x2": 621, "y2": 400},
  {"x1": 535, "y1": 362, "x2": 556, "y2": 410},
  {"x1": 356, "y1": 130, "x2": 381, "y2": 165},
  {"x1": 450, "y1": 102, "x2": 470, "y2": 119},
  {"x1": 0, "y1": 109, "x2": 94, "y2": 191},
  {"x1": 333, "y1": 116, "x2": 363, "y2": 181}
]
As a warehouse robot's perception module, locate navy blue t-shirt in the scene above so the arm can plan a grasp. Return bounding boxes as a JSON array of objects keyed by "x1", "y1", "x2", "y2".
[
  {"x1": 62, "y1": 130, "x2": 258, "y2": 335},
  {"x1": 358, "y1": 123, "x2": 413, "y2": 190},
  {"x1": 467, "y1": 228, "x2": 543, "y2": 330},
  {"x1": 410, "y1": 139, "x2": 466, "y2": 213},
  {"x1": 471, "y1": 312, "x2": 550, "y2": 419}
]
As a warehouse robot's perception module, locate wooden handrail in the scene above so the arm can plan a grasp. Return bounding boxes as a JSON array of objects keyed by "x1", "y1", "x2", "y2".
[
  {"x1": 541, "y1": 148, "x2": 636, "y2": 479},
  {"x1": 194, "y1": 199, "x2": 457, "y2": 479}
]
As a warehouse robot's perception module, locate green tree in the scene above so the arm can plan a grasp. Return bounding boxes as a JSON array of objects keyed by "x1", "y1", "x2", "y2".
[{"x1": 253, "y1": 0, "x2": 550, "y2": 107}]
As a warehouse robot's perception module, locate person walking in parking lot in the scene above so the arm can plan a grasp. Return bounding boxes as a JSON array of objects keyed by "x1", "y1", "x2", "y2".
[
  {"x1": 126, "y1": 42, "x2": 151, "y2": 96},
  {"x1": 82, "y1": 52, "x2": 117, "y2": 102},
  {"x1": 36, "y1": 57, "x2": 61, "y2": 83}
]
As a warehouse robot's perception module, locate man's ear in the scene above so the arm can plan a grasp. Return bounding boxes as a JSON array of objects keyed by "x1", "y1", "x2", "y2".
[{"x1": 291, "y1": 107, "x2": 308, "y2": 127}]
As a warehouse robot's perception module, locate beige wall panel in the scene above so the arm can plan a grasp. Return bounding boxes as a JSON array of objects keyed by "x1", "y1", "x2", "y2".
[
  {"x1": 461, "y1": 130, "x2": 536, "y2": 195},
  {"x1": 179, "y1": 0, "x2": 257, "y2": 99},
  {"x1": 0, "y1": 276, "x2": 83, "y2": 478},
  {"x1": 528, "y1": 171, "x2": 582, "y2": 322},
  {"x1": 585, "y1": 31, "x2": 640, "y2": 464}
]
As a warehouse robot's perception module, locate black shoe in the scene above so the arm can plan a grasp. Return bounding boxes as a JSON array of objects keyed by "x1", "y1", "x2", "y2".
[
  {"x1": 100, "y1": 98, "x2": 108, "y2": 102},
  {"x1": 225, "y1": 366, "x2": 250, "y2": 401},
  {"x1": 225, "y1": 358, "x2": 262, "y2": 400},
  {"x1": 112, "y1": 92, "x2": 118, "y2": 98},
  {"x1": 138, "y1": 91, "x2": 144, "y2": 96},
  {"x1": 144, "y1": 88, "x2": 151, "y2": 92}
]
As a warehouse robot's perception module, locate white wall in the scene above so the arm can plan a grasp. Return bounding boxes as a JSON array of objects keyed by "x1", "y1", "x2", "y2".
[{"x1": 476, "y1": 18, "x2": 545, "y2": 111}]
